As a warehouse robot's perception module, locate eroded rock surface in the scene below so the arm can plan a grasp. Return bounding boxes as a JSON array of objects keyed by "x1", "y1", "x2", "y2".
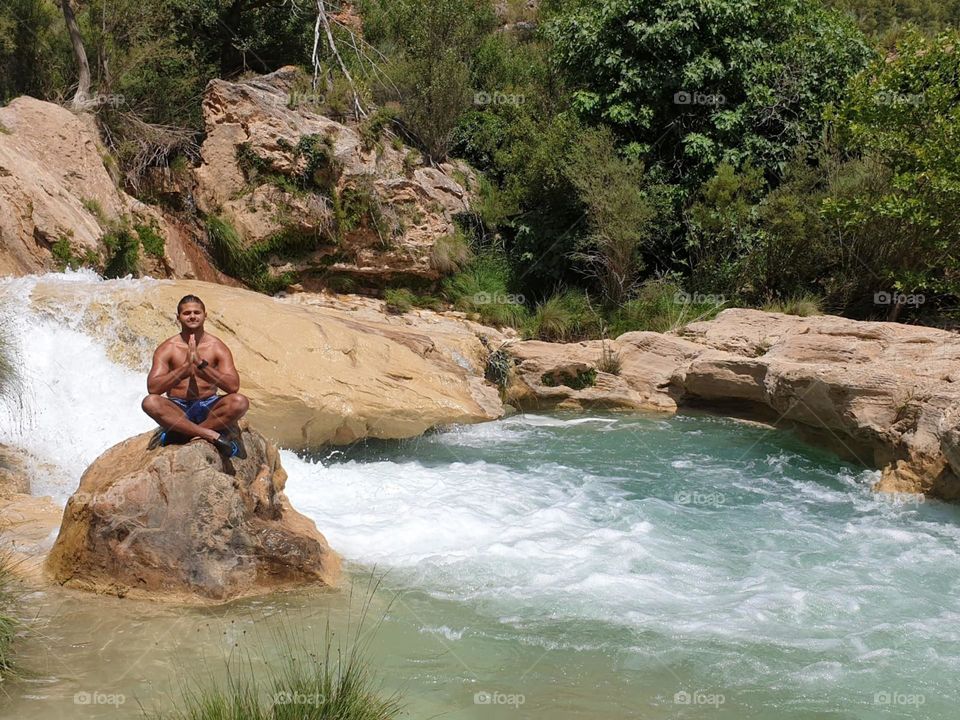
[
  {"x1": 506, "y1": 309, "x2": 960, "y2": 500},
  {"x1": 45, "y1": 424, "x2": 340, "y2": 602}
]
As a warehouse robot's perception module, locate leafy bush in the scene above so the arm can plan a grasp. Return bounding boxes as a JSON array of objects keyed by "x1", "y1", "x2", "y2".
[
  {"x1": 103, "y1": 227, "x2": 140, "y2": 278},
  {"x1": 136, "y1": 223, "x2": 165, "y2": 258}
]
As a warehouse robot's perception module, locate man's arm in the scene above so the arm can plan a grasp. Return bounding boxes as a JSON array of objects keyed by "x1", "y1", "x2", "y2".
[
  {"x1": 195, "y1": 341, "x2": 240, "y2": 394},
  {"x1": 146, "y1": 343, "x2": 193, "y2": 395}
]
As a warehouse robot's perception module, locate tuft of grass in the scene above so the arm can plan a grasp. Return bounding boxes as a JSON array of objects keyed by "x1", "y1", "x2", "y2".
[
  {"x1": 207, "y1": 216, "x2": 255, "y2": 279},
  {"x1": 81, "y1": 197, "x2": 107, "y2": 225},
  {"x1": 525, "y1": 289, "x2": 602, "y2": 342},
  {"x1": 608, "y1": 280, "x2": 725, "y2": 336},
  {"x1": 540, "y1": 367, "x2": 597, "y2": 390},
  {"x1": 442, "y1": 253, "x2": 528, "y2": 328},
  {"x1": 155, "y1": 577, "x2": 402, "y2": 720},
  {"x1": 0, "y1": 553, "x2": 20, "y2": 681},
  {"x1": 429, "y1": 231, "x2": 473, "y2": 275},
  {"x1": 761, "y1": 293, "x2": 823, "y2": 317},
  {"x1": 0, "y1": 122, "x2": 10, "y2": 134},
  {"x1": 384, "y1": 288, "x2": 414, "y2": 314},
  {"x1": 597, "y1": 340, "x2": 622, "y2": 375},
  {"x1": 136, "y1": 223, "x2": 166, "y2": 258}
]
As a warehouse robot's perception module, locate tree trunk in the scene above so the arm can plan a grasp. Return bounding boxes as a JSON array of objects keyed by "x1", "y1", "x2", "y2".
[{"x1": 61, "y1": 0, "x2": 91, "y2": 109}]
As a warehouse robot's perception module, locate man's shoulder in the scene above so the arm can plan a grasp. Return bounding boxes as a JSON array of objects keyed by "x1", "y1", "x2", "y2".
[
  {"x1": 157, "y1": 335, "x2": 182, "y2": 350},
  {"x1": 204, "y1": 333, "x2": 232, "y2": 352}
]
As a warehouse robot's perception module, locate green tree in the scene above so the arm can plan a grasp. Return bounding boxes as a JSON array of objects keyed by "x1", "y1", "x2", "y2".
[{"x1": 546, "y1": 0, "x2": 873, "y2": 187}]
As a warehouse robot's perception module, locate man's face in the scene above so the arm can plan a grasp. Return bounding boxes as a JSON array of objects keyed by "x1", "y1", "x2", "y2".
[{"x1": 178, "y1": 302, "x2": 206, "y2": 331}]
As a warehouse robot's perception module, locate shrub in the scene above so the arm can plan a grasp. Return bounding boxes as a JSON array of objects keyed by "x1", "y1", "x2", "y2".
[
  {"x1": 442, "y1": 253, "x2": 528, "y2": 328},
  {"x1": 206, "y1": 216, "x2": 256, "y2": 279},
  {"x1": 597, "y1": 340, "x2": 622, "y2": 375},
  {"x1": 103, "y1": 227, "x2": 140, "y2": 278}
]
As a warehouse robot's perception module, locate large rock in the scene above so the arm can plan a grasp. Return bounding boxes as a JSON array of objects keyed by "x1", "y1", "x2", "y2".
[
  {"x1": 0, "y1": 97, "x2": 229, "y2": 282},
  {"x1": 194, "y1": 66, "x2": 474, "y2": 288},
  {"x1": 45, "y1": 425, "x2": 340, "y2": 602},
  {"x1": 27, "y1": 276, "x2": 503, "y2": 448},
  {"x1": 505, "y1": 309, "x2": 960, "y2": 500}
]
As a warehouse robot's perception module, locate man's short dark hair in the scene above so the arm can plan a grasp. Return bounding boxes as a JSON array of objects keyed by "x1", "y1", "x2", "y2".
[{"x1": 177, "y1": 294, "x2": 205, "y2": 314}]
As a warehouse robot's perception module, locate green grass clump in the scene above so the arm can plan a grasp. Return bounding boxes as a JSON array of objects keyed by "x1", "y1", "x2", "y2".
[
  {"x1": 540, "y1": 367, "x2": 597, "y2": 389},
  {"x1": 102, "y1": 227, "x2": 140, "y2": 278},
  {"x1": 443, "y1": 253, "x2": 528, "y2": 328},
  {"x1": 136, "y1": 223, "x2": 166, "y2": 258},
  {"x1": 761, "y1": 293, "x2": 823, "y2": 317},
  {"x1": 384, "y1": 288, "x2": 414, "y2": 314},
  {"x1": 81, "y1": 197, "x2": 107, "y2": 225},
  {"x1": 0, "y1": 553, "x2": 20, "y2": 681},
  {"x1": 525, "y1": 289, "x2": 602, "y2": 342},
  {"x1": 429, "y1": 231, "x2": 473, "y2": 275},
  {"x1": 607, "y1": 280, "x2": 725, "y2": 336}
]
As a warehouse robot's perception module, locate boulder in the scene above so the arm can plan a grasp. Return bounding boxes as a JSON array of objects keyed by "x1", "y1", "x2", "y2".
[{"x1": 45, "y1": 425, "x2": 340, "y2": 603}]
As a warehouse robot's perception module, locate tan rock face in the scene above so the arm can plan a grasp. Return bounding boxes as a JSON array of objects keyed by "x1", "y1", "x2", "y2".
[
  {"x1": 45, "y1": 425, "x2": 340, "y2": 603},
  {"x1": 506, "y1": 309, "x2": 960, "y2": 500},
  {"x1": 27, "y1": 277, "x2": 503, "y2": 448},
  {"x1": 193, "y1": 67, "x2": 474, "y2": 287},
  {"x1": 0, "y1": 97, "x2": 229, "y2": 282}
]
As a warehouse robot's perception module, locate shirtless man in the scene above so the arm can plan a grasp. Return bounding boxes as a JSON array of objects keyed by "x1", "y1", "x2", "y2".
[{"x1": 141, "y1": 294, "x2": 249, "y2": 457}]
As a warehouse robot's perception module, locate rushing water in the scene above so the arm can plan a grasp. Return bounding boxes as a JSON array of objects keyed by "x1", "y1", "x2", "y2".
[{"x1": 2, "y1": 274, "x2": 959, "y2": 719}]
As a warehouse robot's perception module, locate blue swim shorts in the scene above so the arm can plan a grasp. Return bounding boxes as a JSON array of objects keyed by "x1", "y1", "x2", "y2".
[{"x1": 168, "y1": 395, "x2": 221, "y2": 424}]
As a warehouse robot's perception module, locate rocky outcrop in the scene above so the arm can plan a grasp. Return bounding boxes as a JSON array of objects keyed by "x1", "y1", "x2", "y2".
[
  {"x1": 506, "y1": 309, "x2": 960, "y2": 500},
  {"x1": 194, "y1": 66, "x2": 475, "y2": 289},
  {"x1": 45, "y1": 425, "x2": 340, "y2": 603},
  {"x1": 27, "y1": 276, "x2": 503, "y2": 448},
  {"x1": 0, "y1": 97, "x2": 225, "y2": 281}
]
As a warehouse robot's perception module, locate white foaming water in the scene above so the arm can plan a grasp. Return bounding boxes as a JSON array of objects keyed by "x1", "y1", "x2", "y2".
[{"x1": 0, "y1": 272, "x2": 157, "y2": 499}]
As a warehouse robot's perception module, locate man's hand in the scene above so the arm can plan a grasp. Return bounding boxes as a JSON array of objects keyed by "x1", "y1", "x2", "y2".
[{"x1": 188, "y1": 334, "x2": 198, "y2": 375}]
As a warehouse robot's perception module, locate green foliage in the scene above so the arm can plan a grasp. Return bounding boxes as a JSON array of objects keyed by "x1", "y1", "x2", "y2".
[
  {"x1": 827, "y1": 0, "x2": 960, "y2": 40},
  {"x1": 81, "y1": 197, "x2": 107, "y2": 225},
  {"x1": 339, "y1": 179, "x2": 395, "y2": 243},
  {"x1": 102, "y1": 226, "x2": 140, "y2": 278},
  {"x1": 362, "y1": 0, "x2": 496, "y2": 160},
  {"x1": 597, "y1": 340, "x2": 622, "y2": 375},
  {"x1": 0, "y1": 0, "x2": 72, "y2": 104},
  {"x1": 442, "y1": 253, "x2": 528, "y2": 328},
  {"x1": 546, "y1": 0, "x2": 873, "y2": 186},
  {"x1": 297, "y1": 133, "x2": 341, "y2": 193},
  {"x1": 384, "y1": 287, "x2": 414, "y2": 314},
  {"x1": 541, "y1": 367, "x2": 597, "y2": 390},
  {"x1": 525, "y1": 289, "x2": 602, "y2": 342},
  {"x1": 136, "y1": 223, "x2": 165, "y2": 258},
  {"x1": 830, "y1": 29, "x2": 960, "y2": 303},
  {"x1": 359, "y1": 104, "x2": 399, "y2": 151},
  {"x1": 484, "y1": 346, "x2": 512, "y2": 389},
  {"x1": 608, "y1": 280, "x2": 725, "y2": 336}
]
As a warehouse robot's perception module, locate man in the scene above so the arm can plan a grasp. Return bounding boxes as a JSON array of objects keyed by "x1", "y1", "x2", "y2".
[{"x1": 142, "y1": 294, "x2": 249, "y2": 457}]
